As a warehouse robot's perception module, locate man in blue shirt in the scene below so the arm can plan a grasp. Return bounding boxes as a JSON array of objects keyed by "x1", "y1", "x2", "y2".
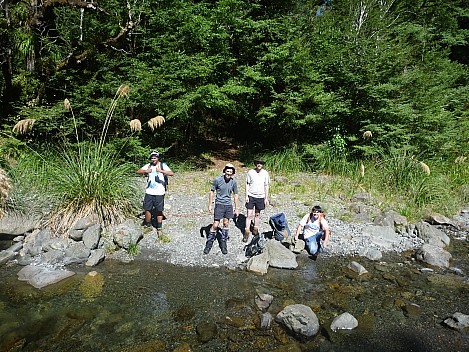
[{"x1": 205, "y1": 163, "x2": 239, "y2": 254}]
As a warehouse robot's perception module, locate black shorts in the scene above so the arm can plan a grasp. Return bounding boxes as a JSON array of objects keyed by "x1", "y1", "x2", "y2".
[
  {"x1": 214, "y1": 204, "x2": 234, "y2": 220},
  {"x1": 245, "y1": 196, "x2": 265, "y2": 211},
  {"x1": 143, "y1": 194, "x2": 164, "y2": 212}
]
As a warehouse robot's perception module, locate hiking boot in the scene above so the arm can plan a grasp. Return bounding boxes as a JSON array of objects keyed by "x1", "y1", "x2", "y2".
[
  {"x1": 203, "y1": 240, "x2": 214, "y2": 254},
  {"x1": 218, "y1": 239, "x2": 228, "y2": 255},
  {"x1": 242, "y1": 230, "x2": 250, "y2": 243}
]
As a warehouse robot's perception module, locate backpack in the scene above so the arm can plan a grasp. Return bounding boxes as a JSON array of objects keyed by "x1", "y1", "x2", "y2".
[
  {"x1": 149, "y1": 162, "x2": 169, "y2": 190},
  {"x1": 245, "y1": 233, "x2": 267, "y2": 257},
  {"x1": 269, "y1": 213, "x2": 291, "y2": 241}
]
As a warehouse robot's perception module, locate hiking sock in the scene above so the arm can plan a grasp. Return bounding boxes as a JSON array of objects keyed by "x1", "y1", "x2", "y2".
[
  {"x1": 253, "y1": 227, "x2": 259, "y2": 236},
  {"x1": 221, "y1": 228, "x2": 229, "y2": 241},
  {"x1": 156, "y1": 222, "x2": 163, "y2": 238}
]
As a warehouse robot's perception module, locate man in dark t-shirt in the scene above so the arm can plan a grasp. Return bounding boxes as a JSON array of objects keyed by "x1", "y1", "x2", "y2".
[{"x1": 205, "y1": 163, "x2": 239, "y2": 255}]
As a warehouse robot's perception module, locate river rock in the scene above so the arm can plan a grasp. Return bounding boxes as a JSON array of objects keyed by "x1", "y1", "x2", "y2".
[
  {"x1": 63, "y1": 242, "x2": 91, "y2": 265},
  {"x1": 275, "y1": 304, "x2": 320, "y2": 340},
  {"x1": 246, "y1": 251, "x2": 269, "y2": 274},
  {"x1": 0, "y1": 250, "x2": 17, "y2": 265},
  {"x1": 330, "y1": 312, "x2": 358, "y2": 331},
  {"x1": 266, "y1": 240, "x2": 298, "y2": 269},
  {"x1": 260, "y1": 312, "x2": 273, "y2": 330},
  {"x1": 0, "y1": 212, "x2": 40, "y2": 235},
  {"x1": 22, "y1": 229, "x2": 51, "y2": 257},
  {"x1": 290, "y1": 239, "x2": 305, "y2": 254},
  {"x1": 255, "y1": 293, "x2": 273, "y2": 310},
  {"x1": 17, "y1": 265, "x2": 75, "y2": 289},
  {"x1": 414, "y1": 221, "x2": 450, "y2": 248},
  {"x1": 348, "y1": 261, "x2": 368, "y2": 275},
  {"x1": 374, "y1": 211, "x2": 408, "y2": 233},
  {"x1": 443, "y1": 312, "x2": 469, "y2": 331},
  {"x1": 415, "y1": 244, "x2": 452, "y2": 268},
  {"x1": 83, "y1": 224, "x2": 102, "y2": 250},
  {"x1": 86, "y1": 249, "x2": 105, "y2": 266},
  {"x1": 358, "y1": 247, "x2": 382, "y2": 261},
  {"x1": 196, "y1": 321, "x2": 218, "y2": 342},
  {"x1": 112, "y1": 220, "x2": 143, "y2": 249},
  {"x1": 424, "y1": 212, "x2": 458, "y2": 228},
  {"x1": 362, "y1": 225, "x2": 399, "y2": 249}
]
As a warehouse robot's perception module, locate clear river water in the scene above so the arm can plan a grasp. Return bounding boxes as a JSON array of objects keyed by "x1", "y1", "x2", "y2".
[{"x1": 0, "y1": 241, "x2": 468, "y2": 352}]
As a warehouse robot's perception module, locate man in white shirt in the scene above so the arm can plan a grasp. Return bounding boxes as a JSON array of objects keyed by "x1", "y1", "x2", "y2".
[
  {"x1": 136, "y1": 151, "x2": 174, "y2": 237},
  {"x1": 244, "y1": 159, "x2": 270, "y2": 242}
]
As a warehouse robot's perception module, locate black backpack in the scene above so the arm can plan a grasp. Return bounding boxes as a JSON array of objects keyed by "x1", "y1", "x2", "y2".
[{"x1": 245, "y1": 233, "x2": 267, "y2": 257}]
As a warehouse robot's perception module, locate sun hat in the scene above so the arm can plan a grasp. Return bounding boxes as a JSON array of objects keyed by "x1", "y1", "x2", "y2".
[
  {"x1": 149, "y1": 150, "x2": 160, "y2": 158},
  {"x1": 254, "y1": 159, "x2": 265, "y2": 165},
  {"x1": 223, "y1": 163, "x2": 236, "y2": 175}
]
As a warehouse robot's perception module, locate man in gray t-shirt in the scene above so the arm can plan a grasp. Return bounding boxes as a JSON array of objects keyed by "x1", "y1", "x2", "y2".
[{"x1": 205, "y1": 163, "x2": 239, "y2": 255}]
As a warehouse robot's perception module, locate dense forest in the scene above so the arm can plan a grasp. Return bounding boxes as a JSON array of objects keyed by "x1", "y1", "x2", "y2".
[{"x1": 1, "y1": 0, "x2": 468, "y2": 161}]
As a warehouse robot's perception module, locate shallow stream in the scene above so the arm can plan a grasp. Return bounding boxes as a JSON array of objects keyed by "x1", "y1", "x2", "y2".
[{"x1": 1, "y1": 242, "x2": 468, "y2": 352}]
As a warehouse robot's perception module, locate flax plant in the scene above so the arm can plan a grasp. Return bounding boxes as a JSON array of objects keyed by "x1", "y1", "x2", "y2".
[{"x1": 0, "y1": 168, "x2": 12, "y2": 218}]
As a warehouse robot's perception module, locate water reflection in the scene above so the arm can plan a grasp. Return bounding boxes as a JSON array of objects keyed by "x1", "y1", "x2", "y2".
[{"x1": 0, "y1": 249, "x2": 468, "y2": 351}]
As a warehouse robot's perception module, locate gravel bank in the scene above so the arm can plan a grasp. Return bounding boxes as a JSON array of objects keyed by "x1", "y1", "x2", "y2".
[{"x1": 124, "y1": 166, "x2": 427, "y2": 268}]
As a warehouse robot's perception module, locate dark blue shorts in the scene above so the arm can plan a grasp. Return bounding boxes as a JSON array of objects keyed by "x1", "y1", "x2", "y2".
[
  {"x1": 214, "y1": 203, "x2": 234, "y2": 220},
  {"x1": 143, "y1": 194, "x2": 164, "y2": 212},
  {"x1": 245, "y1": 196, "x2": 265, "y2": 211}
]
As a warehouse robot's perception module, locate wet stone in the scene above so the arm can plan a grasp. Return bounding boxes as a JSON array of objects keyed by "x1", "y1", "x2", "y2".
[
  {"x1": 196, "y1": 321, "x2": 218, "y2": 342},
  {"x1": 403, "y1": 303, "x2": 422, "y2": 317}
]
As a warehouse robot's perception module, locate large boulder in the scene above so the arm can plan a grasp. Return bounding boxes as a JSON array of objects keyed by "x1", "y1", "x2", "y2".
[
  {"x1": 0, "y1": 212, "x2": 40, "y2": 236},
  {"x1": 275, "y1": 304, "x2": 320, "y2": 340},
  {"x1": 414, "y1": 221, "x2": 450, "y2": 248},
  {"x1": 415, "y1": 244, "x2": 452, "y2": 268},
  {"x1": 362, "y1": 225, "x2": 399, "y2": 250},
  {"x1": 112, "y1": 220, "x2": 143, "y2": 249},
  {"x1": 266, "y1": 240, "x2": 297, "y2": 269},
  {"x1": 246, "y1": 251, "x2": 269, "y2": 275}
]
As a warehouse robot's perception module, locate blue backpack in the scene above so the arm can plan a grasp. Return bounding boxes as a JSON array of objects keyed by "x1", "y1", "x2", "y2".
[{"x1": 269, "y1": 213, "x2": 291, "y2": 241}]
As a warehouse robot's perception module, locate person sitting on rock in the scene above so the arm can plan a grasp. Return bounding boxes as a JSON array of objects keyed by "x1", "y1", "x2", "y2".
[
  {"x1": 294, "y1": 205, "x2": 330, "y2": 259},
  {"x1": 205, "y1": 163, "x2": 239, "y2": 255}
]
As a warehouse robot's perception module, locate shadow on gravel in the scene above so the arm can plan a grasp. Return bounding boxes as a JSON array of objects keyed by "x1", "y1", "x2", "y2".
[{"x1": 233, "y1": 214, "x2": 247, "y2": 235}]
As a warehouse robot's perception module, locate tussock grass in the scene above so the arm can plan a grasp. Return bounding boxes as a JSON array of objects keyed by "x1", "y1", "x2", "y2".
[
  {"x1": 45, "y1": 144, "x2": 140, "y2": 234},
  {"x1": 0, "y1": 168, "x2": 12, "y2": 217},
  {"x1": 12, "y1": 119, "x2": 36, "y2": 134}
]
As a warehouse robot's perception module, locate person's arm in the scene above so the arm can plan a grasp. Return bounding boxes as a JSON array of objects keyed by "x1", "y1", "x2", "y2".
[
  {"x1": 295, "y1": 223, "x2": 302, "y2": 241},
  {"x1": 136, "y1": 164, "x2": 151, "y2": 175},
  {"x1": 208, "y1": 190, "x2": 214, "y2": 213},
  {"x1": 157, "y1": 163, "x2": 174, "y2": 176},
  {"x1": 264, "y1": 184, "x2": 269, "y2": 206},
  {"x1": 234, "y1": 193, "x2": 239, "y2": 216},
  {"x1": 321, "y1": 219, "x2": 330, "y2": 246},
  {"x1": 245, "y1": 173, "x2": 250, "y2": 203}
]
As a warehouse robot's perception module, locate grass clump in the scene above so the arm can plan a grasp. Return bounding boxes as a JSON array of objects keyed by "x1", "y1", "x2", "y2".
[
  {"x1": 127, "y1": 242, "x2": 140, "y2": 256},
  {"x1": 44, "y1": 143, "x2": 141, "y2": 233}
]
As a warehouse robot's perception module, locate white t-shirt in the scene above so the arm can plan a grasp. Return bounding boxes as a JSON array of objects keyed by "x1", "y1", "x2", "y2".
[
  {"x1": 142, "y1": 162, "x2": 171, "y2": 196},
  {"x1": 299, "y1": 214, "x2": 328, "y2": 239},
  {"x1": 246, "y1": 169, "x2": 270, "y2": 198}
]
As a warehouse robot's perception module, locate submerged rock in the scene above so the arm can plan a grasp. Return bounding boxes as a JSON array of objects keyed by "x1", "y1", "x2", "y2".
[{"x1": 17, "y1": 265, "x2": 75, "y2": 289}]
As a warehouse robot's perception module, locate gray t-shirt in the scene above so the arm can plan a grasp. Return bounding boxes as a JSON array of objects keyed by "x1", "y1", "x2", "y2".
[{"x1": 211, "y1": 175, "x2": 238, "y2": 205}]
